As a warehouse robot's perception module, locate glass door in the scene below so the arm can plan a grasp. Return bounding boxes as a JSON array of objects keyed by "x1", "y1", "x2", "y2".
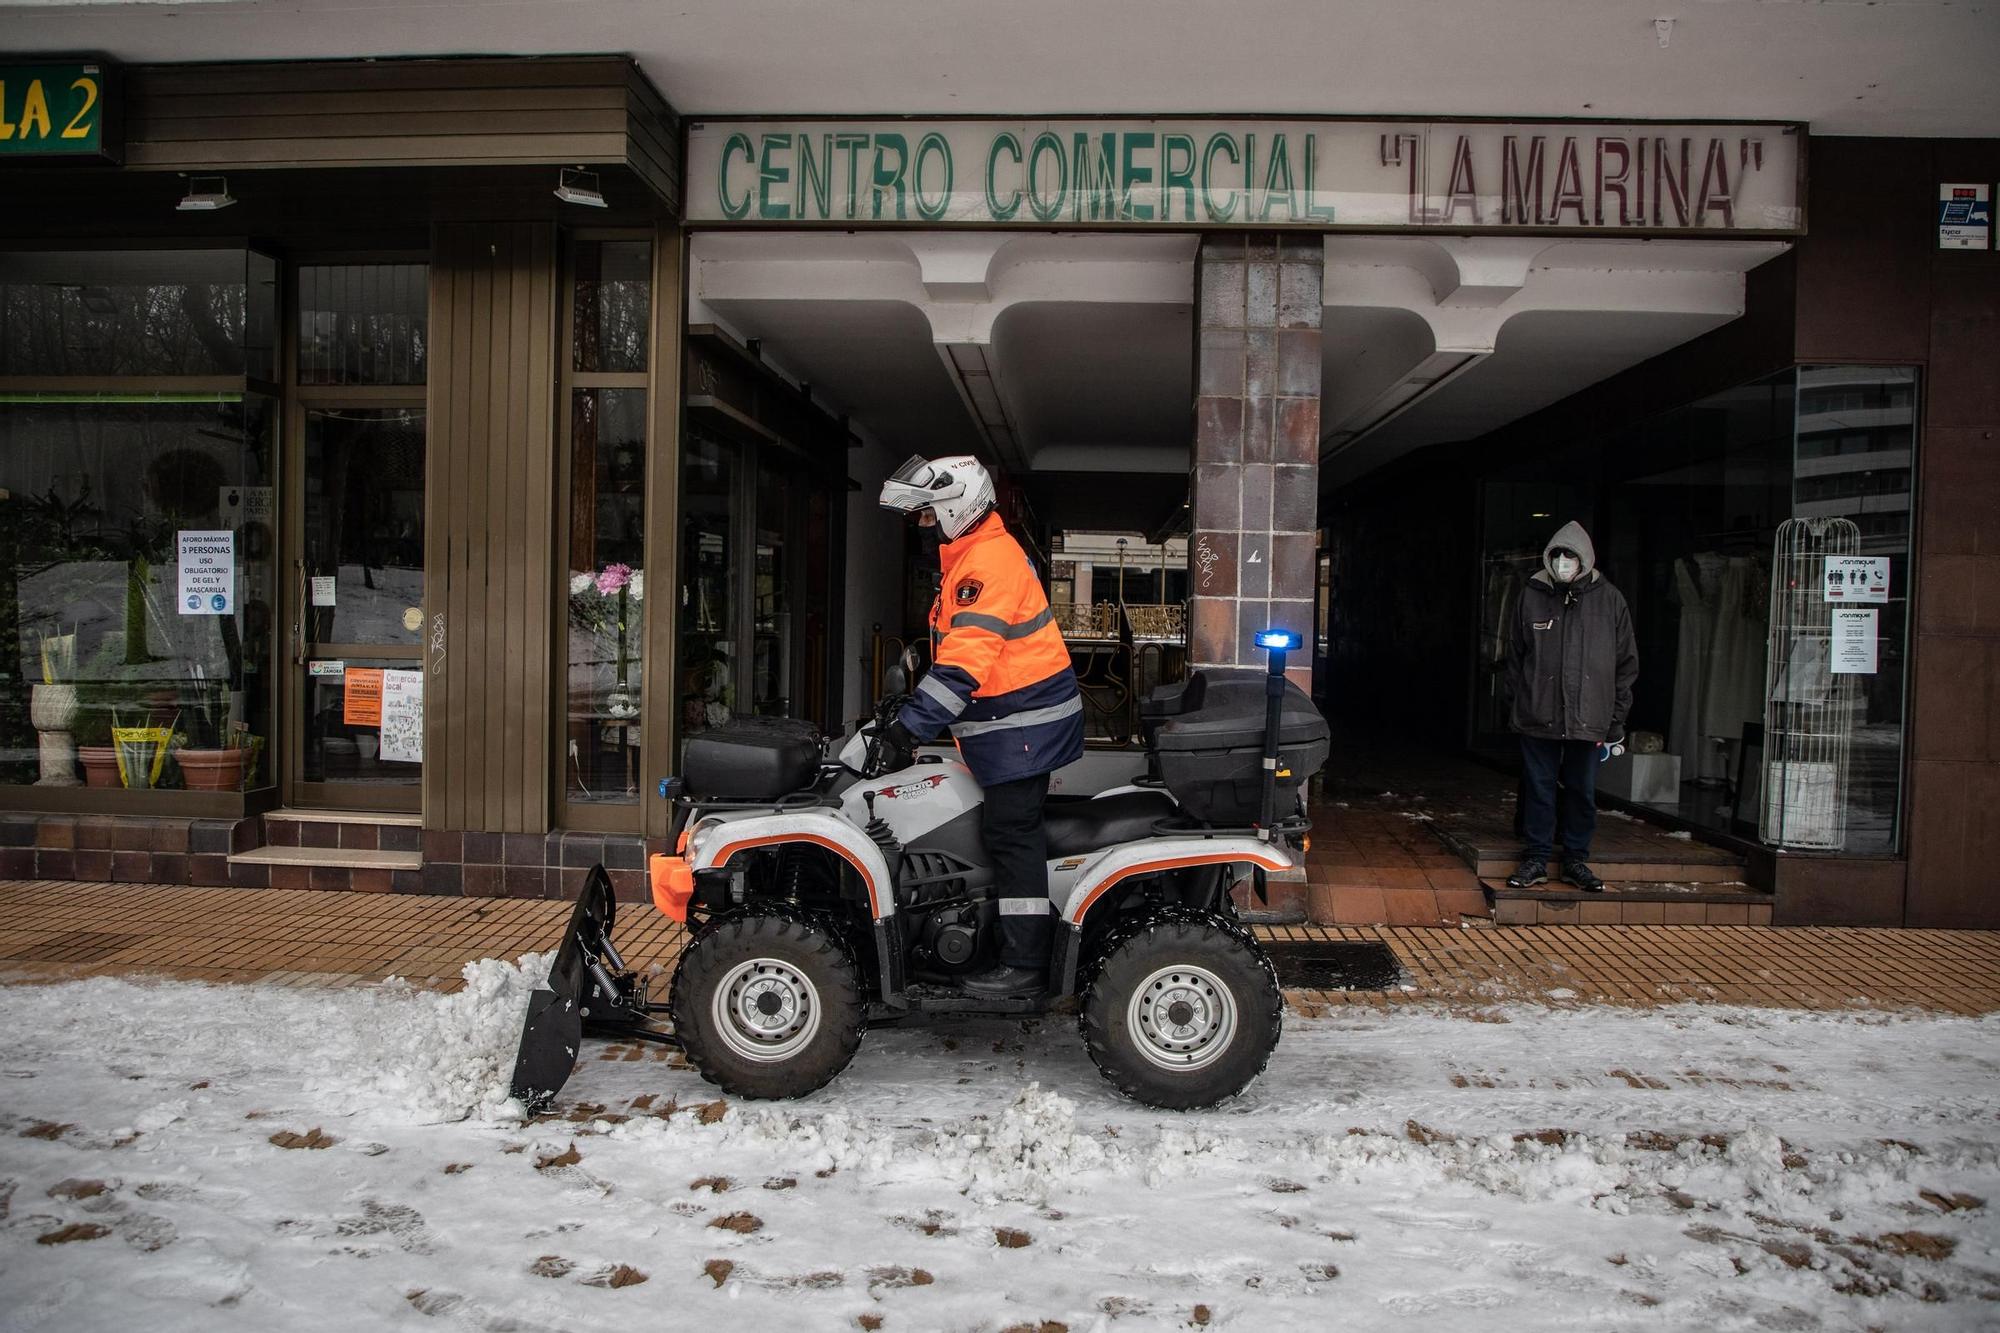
[
  {"x1": 677, "y1": 430, "x2": 739, "y2": 745},
  {"x1": 287, "y1": 405, "x2": 426, "y2": 809}
]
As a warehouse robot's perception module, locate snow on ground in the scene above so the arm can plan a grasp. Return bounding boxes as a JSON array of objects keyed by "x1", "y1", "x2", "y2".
[{"x1": 2, "y1": 962, "x2": 1998, "y2": 1333}]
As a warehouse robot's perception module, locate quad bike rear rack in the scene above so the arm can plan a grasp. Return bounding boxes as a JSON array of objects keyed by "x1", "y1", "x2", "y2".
[{"x1": 508, "y1": 865, "x2": 678, "y2": 1113}]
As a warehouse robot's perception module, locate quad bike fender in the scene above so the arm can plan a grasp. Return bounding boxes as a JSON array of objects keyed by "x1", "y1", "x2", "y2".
[
  {"x1": 682, "y1": 809, "x2": 897, "y2": 920},
  {"x1": 1056, "y1": 837, "x2": 1296, "y2": 928},
  {"x1": 1050, "y1": 838, "x2": 1296, "y2": 996}
]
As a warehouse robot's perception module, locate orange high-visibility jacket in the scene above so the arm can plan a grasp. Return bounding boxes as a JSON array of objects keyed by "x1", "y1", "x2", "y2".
[{"x1": 896, "y1": 512, "x2": 1084, "y2": 785}]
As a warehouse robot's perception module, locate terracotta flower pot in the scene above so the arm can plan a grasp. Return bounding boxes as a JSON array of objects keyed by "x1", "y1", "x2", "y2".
[
  {"x1": 78, "y1": 746, "x2": 123, "y2": 788},
  {"x1": 177, "y1": 748, "x2": 248, "y2": 792}
]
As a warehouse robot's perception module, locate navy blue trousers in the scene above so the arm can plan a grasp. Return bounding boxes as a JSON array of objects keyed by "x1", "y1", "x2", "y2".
[
  {"x1": 981, "y1": 772, "x2": 1053, "y2": 968},
  {"x1": 1519, "y1": 737, "x2": 1599, "y2": 861}
]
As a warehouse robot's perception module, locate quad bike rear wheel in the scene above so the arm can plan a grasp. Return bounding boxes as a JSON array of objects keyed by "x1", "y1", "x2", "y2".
[
  {"x1": 1081, "y1": 911, "x2": 1282, "y2": 1110},
  {"x1": 670, "y1": 912, "x2": 865, "y2": 1099}
]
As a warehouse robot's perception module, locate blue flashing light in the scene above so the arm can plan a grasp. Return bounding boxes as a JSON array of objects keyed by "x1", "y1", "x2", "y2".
[{"x1": 1255, "y1": 629, "x2": 1301, "y2": 651}]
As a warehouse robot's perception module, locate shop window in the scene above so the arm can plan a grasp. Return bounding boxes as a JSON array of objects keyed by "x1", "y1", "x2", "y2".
[
  {"x1": 565, "y1": 388, "x2": 649, "y2": 803},
  {"x1": 1472, "y1": 365, "x2": 1915, "y2": 855},
  {"x1": 1768, "y1": 366, "x2": 1915, "y2": 856},
  {"x1": 1, "y1": 393, "x2": 278, "y2": 793},
  {"x1": 0, "y1": 249, "x2": 276, "y2": 380},
  {"x1": 572, "y1": 242, "x2": 651, "y2": 374},
  {"x1": 296, "y1": 264, "x2": 428, "y2": 386},
  {"x1": 675, "y1": 419, "x2": 839, "y2": 752},
  {"x1": 678, "y1": 430, "x2": 736, "y2": 738},
  {"x1": 561, "y1": 241, "x2": 651, "y2": 813}
]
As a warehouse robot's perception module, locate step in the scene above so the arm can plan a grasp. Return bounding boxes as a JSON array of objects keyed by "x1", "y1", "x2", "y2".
[
  {"x1": 264, "y1": 808, "x2": 423, "y2": 827},
  {"x1": 228, "y1": 845, "x2": 423, "y2": 872},
  {"x1": 1480, "y1": 877, "x2": 1768, "y2": 904},
  {"x1": 1469, "y1": 857, "x2": 1745, "y2": 883},
  {"x1": 1480, "y1": 877, "x2": 1773, "y2": 926}
]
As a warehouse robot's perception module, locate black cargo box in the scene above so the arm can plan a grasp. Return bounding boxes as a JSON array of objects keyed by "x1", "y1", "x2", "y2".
[
  {"x1": 1148, "y1": 670, "x2": 1328, "y2": 825},
  {"x1": 681, "y1": 717, "x2": 823, "y2": 800}
]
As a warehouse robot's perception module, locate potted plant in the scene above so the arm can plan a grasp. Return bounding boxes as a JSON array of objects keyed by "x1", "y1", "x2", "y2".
[
  {"x1": 172, "y1": 670, "x2": 250, "y2": 791},
  {"x1": 29, "y1": 627, "x2": 81, "y2": 787},
  {"x1": 71, "y1": 641, "x2": 128, "y2": 788}
]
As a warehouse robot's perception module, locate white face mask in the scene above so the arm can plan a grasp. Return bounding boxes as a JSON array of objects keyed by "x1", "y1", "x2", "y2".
[{"x1": 1551, "y1": 554, "x2": 1581, "y2": 583}]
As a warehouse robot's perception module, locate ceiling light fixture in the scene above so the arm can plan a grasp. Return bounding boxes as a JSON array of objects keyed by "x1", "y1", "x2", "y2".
[
  {"x1": 176, "y1": 175, "x2": 236, "y2": 212},
  {"x1": 554, "y1": 166, "x2": 608, "y2": 208}
]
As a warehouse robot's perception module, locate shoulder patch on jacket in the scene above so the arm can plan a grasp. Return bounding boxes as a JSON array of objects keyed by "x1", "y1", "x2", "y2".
[{"x1": 954, "y1": 578, "x2": 983, "y2": 606}]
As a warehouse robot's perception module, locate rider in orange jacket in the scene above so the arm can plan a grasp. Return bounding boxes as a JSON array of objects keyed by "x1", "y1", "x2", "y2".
[{"x1": 879, "y1": 454, "x2": 1084, "y2": 996}]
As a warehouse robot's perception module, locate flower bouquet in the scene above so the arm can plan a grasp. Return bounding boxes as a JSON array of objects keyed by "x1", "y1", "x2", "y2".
[{"x1": 569, "y1": 563, "x2": 644, "y2": 719}]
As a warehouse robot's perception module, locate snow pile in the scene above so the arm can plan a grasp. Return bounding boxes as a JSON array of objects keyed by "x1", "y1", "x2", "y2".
[
  {"x1": 923, "y1": 1084, "x2": 1110, "y2": 1201},
  {"x1": 327, "y1": 951, "x2": 553, "y2": 1124},
  {"x1": 625, "y1": 1084, "x2": 1112, "y2": 1203}
]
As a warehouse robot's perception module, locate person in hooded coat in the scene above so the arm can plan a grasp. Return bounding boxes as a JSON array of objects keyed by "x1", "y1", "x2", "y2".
[{"x1": 1504, "y1": 520, "x2": 1640, "y2": 892}]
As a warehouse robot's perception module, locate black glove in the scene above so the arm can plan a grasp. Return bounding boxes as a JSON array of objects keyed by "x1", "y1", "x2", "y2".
[{"x1": 880, "y1": 718, "x2": 918, "y2": 770}]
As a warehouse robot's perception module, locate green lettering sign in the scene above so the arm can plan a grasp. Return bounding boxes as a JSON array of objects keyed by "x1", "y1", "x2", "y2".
[
  {"x1": 0, "y1": 63, "x2": 118, "y2": 162},
  {"x1": 687, "y1": 118, "x2": 1800, "y2": 234}
]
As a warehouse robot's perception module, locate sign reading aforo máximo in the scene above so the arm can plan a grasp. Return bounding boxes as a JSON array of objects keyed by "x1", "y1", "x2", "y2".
[
  {"x1": 0, "y1": 62, "x2": 118, "y2": 161},
  {"x1": 688, "y1": 119, "x2": 1802, "y2": 233}
]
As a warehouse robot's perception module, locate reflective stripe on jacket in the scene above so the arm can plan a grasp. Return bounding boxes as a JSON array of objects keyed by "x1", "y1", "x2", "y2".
[{"x1": 897, "y1": 512, "x2": 1085, "y2": 784}]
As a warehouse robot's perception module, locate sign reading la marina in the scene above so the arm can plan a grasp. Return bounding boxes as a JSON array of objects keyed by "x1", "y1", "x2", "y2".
[{"x1": 688, "y1": 119, "x2": 1802, "y2": 233}]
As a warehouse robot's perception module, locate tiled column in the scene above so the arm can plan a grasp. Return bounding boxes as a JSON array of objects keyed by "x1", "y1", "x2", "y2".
[
  {"x1": 1192, "y1": 233, "x2": 1321, "y2": 922},
  {"x1": 1190, "y1": 233, "x2": 1320, "y2": 692}
]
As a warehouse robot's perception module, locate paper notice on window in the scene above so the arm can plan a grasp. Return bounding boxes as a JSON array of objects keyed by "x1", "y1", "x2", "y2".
[
  {"x1": 1831, "y1": 608, "x2": 1879, "y2": 674},
  {"x1": 1823, "y1": 556, "x2": 1890, "y2": 604},
  {"x1": 379, "y1": 669, "x2": 424, "y2": 763},
  {"x1": 177, "y1": 529, "x2": 235, "y2": 615},
  {"x1": 311, "y1": 575, "x2": 337, "y2": 606},
  {"x1": 343, "y1": 667, "x2": 384, "y2": 726}
]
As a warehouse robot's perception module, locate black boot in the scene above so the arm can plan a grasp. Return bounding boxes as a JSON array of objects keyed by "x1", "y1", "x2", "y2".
[
  {"x1": 1562, "y1": 860, "x2": 1606, "y2": 893},
  {"x1": 962, "y1": 963, "x2": 1046, "y2": 997},
  {"x1": 1507, "y1": 858, "x2": 1549, "y2": 889}
]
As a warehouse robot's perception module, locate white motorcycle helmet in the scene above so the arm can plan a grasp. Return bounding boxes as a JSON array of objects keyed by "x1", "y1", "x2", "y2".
[{"x1": 879, "y1": 454, "x2": 996, "y2": 541}]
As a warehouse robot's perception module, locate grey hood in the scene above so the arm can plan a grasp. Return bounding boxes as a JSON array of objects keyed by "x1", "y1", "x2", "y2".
[{"x1": 1535, "y1": 520, "x2": 1597, "y2": 586}]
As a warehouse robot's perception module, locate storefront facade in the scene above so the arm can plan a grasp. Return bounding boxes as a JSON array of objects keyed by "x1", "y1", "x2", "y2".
[
  {"x1": 0, "y1": 53, "x2": 1993, "y2": 926},
  {"x1": 1318, "y1": 133, "x2": 1998, "y2": 926}
]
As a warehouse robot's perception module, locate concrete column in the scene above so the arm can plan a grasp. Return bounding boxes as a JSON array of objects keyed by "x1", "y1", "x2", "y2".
[{"x1": 1189, "y1": 233, "x2": 1320, "y2": 691}]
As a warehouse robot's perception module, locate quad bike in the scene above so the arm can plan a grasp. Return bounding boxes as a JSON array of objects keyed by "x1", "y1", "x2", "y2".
[{"x1": 511, "y1": 630, "x2": 1328, "y2": 1112}]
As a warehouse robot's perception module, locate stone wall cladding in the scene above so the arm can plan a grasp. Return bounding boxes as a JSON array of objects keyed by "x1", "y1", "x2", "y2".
[
  {"x1": 1190, "y1": 231, "x2": 1320, "y2": 688},
  {"x1": 1, "y1": 813, "x2": 653, "y2": 902}
]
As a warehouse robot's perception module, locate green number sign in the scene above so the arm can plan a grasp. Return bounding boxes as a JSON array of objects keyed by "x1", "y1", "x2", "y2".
[{"x1": 0, "y1": 63, "x2": 118, "y2": 161}]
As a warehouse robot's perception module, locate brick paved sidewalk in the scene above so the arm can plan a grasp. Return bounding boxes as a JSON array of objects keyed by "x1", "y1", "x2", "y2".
[{"x1": 2, "y1": 879, "x2": 1996, "y2": 1015}]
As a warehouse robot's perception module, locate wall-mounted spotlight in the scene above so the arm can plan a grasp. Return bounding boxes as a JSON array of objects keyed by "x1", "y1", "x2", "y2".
[
  {"x1": 554, "y1": 166, "x2": 607, "y2": 208},
  {"x1": 176, "y1": 175, "x2": 236, "y2": 211}
]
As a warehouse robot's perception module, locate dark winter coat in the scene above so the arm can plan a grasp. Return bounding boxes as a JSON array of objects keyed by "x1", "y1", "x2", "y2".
[{"x1": 1505, "y1": 521, "x2": 1640, "y2": 743}]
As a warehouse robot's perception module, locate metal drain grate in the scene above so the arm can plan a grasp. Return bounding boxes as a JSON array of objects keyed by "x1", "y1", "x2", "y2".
[{"x1": 1264, "y1": 941, "x2": 1406, "y2": 991}]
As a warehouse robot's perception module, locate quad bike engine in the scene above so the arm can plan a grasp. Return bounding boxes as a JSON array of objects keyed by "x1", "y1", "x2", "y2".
[{"x1": 901, "y1": 848, "x2": 989, "y2": 978}]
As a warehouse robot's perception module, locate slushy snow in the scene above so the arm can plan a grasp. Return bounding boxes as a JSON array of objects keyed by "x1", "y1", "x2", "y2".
[{"x1": 2, "y1": 959, "x2": 1996, "y2": 1332}]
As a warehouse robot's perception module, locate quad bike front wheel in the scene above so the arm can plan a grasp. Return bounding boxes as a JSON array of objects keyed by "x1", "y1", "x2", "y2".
[
  {"x1": 670, "y1": 912, "x2": 865, "y2": 1099},
  {"x1": 1081, "y1": 911, "x2": 1282, "y2": 1110}
]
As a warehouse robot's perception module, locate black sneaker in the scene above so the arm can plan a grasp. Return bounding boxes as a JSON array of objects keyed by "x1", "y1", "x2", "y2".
[
  {"x1": 1562, "y1": 861, "x2": 1606, "y2": 893},
  {"x1": 1507, "y1": 858, "x2": 1549, "y2": 889}
]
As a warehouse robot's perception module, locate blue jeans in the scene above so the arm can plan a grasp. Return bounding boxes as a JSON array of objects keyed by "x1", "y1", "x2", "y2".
[{"x1": 1519, "y1": 737, "x2": 1599, "y2": 862}]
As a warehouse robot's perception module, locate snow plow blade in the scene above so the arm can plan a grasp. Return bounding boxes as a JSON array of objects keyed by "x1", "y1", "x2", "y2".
[{"x1": 508, "y1": 864, "x2": 679, "y2": 1113}]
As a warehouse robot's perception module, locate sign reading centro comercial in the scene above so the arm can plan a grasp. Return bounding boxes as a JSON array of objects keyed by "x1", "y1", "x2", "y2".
[
  {"x1": 689, "y1": 119, "x2": 1802, "y2": 234},
  {"x1": 0, "y1": 62, "x2": 119, "y2": 162}
]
